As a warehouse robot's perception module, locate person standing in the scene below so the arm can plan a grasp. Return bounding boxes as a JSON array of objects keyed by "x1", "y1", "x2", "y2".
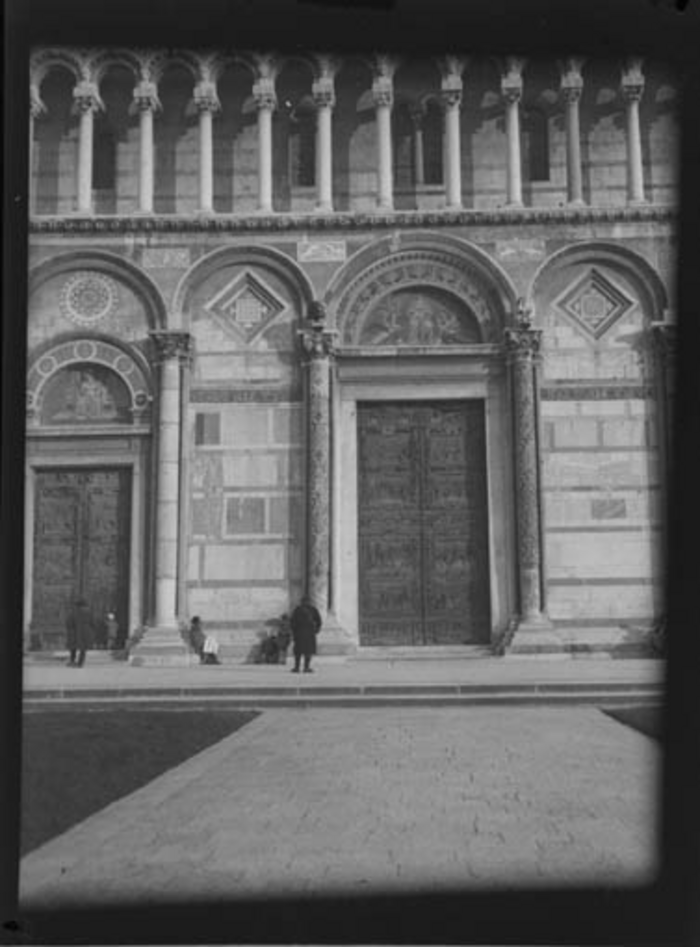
[
  {"x1": 65, "y1": 598, "x2": 93, "y2": 667},
  {"x1": 189, "y1": 616, "x2": 206, "y2": 663},
  {"x1": 290, "y1": 596, "x2": 322, "y2": 673},
  {"x1": 105, "y1": 612, "x2": 119, "y2": 651}
]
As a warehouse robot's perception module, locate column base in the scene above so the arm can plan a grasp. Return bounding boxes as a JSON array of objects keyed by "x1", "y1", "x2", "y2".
[
  {"x1": 505, "y1": 613, "x2": 568, "y2": 658},
  {"x1": 129, "y1": 623, "x2": 192, "y2": 666},
  {"x1": 317, "y1": 613, "x2": 358, "y2": 657},
  {"x1": 566, "y1": 198, "x2": 586, "y2": 207}
]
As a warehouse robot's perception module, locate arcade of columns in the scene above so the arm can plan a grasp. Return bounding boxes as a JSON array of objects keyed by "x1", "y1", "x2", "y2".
[
  {"x1": 28, "y1": 48, "x2": 671, "y2": 651},
  {"x1": 29, "y1": 52, "x2": 652, "y2": 216}
]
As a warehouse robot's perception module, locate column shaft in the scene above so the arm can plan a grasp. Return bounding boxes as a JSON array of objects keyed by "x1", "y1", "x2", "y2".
[
  {"x1": 376, "y1": 100, "x2": 393, "y2": 209},
  {"x1": 258, "y1": 104, "x2": 273, "y2": 212},
  {"x1": 413, "y1": 122, "x2": 425, "y2": 186},
  {"x1": 307, "y1": 355, "x2": 331, "y2": 614},
  {"x1": 444, "y1": 100, "x2": 462, "y2": 208},
  {"x1": 199, "y1": 107, "x2": 214, "y2": 212},
  {"x1": 505, "y1": 96, "x2": 523, "y2": 207},
  {"x1": 316, "y1": 103, "x2": 333, "y2": 211},
  {"x1": 139, "y1": 106, "x2": 154, "y2": 213},
  {"x1": 564, "y1": 93, "x2": 584, "y2": 204},
  {"x1": 154, "y1": 355, "x2": 182, "y2": 627},
  {"x1": 625, "y1": 95, "x2": 645, "y2": 203},
  {"x1": 77, "y1": 106, "x2": 94, "y2": 213}
]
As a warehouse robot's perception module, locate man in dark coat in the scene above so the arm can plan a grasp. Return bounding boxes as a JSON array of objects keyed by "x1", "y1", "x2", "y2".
[
  {"x1": 290, "y1": 596, "x2": 322, "y2": 673},
  {"x1": 65, "y1": 598, "x2": 93, "y2": 667}
]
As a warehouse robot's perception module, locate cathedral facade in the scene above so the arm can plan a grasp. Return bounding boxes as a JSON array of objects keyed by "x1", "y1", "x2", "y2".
[{"x1": 25, "y1": 47, "x2": 677, "y2": 660}]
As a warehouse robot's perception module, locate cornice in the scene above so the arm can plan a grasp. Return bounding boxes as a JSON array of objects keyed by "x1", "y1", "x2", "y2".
[{"x1": 29, "y1": 204, "x2": 676, "y2": 235}]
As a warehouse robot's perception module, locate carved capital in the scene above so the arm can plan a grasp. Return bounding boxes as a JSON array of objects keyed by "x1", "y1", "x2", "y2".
[
  {"x1": 504, "y1": 326, "x2": 543, "y2": 362},
  {"x1": 560, "y1": 83, "x2": 583, "y2": 105},
  {"x1": 298, "y1": 302, "x2": 336, "y2": 359},
  {"x1": 372, "y1": 78, "x2": 393, "y2": 110},
  {"x1": 150, "y1": 330, "x2": 194, "y2": 365},
  {"x1": 72, "y1": 79, "x2": 102, "y2": 114},
  {"x1": 312, "y1": 77, "x2": 336, "y2": 110},
  {"x1": 440, "y1": 88, "x2": 462, "y2": 110},
  {"x1": 621, "y1": 57, "x2": 645, "y2": 101},
  {"x1": 132, "y1": 79, "x2": 161, "y2": 113},
  {"x1": 253, "y1": 79, "x2": 277, "y2": 112},
  {"x1": 650, "y1": 322, "x2": 676, "y2": 365},
  {"x1": 193, "y1": 80, "x2": 220, "y2": 113},
  {"x1": 500, "y1": 57, "x2": 525, "y2": 102}
]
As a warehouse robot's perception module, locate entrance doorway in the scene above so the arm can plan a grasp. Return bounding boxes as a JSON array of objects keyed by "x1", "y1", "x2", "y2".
[
  {"x1": 31, "y1": 467, "x2": 131, "y2": 650},
  {"x1": 357, "y1": 400, "x2": 491, "y2": 646}
]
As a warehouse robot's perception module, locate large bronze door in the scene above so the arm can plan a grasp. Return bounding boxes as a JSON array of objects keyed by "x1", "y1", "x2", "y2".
[
  {"x1": 32, "y1": 468, "x2": 131, "y2": 649},
  {"x1": 358, "y1": 401, "x2": 490, "y2": 646}
]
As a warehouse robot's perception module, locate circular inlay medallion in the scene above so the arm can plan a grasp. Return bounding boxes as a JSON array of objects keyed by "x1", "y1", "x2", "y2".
[{"x1": 60, "y1": 272, "x2": 117, "y2": 325}]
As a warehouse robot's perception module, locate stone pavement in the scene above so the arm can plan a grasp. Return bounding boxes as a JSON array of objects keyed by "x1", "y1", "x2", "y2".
[
  {"x1": 19, "y1": 705, "x2": 660, "y2": 907},
  {"x1": 22, "y1": 656, "x2": 665, "y2": 705}
]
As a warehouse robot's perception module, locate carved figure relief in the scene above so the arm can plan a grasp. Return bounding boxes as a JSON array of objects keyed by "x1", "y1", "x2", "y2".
[
  {"x1": 40, "y1": 365, "x2": 130, "y2": 425},
  {"x1": 359, "y1": 289, "x2": 481, "y2": 346}
]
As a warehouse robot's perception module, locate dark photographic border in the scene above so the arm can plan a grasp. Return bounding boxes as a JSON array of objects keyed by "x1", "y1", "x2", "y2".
[{"x1": 3, "y1": 0, "x2": 700, "y2": 943}]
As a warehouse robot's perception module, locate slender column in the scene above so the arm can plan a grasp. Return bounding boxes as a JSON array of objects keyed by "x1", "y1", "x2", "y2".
[
  {"x1": 410, "y1": 106, "x2": 425, "y2": 186},
  {"x1": 194, "y1": 81, "x2": 219, "y2": 213},
  {"x1": 133, "y1": 80, "x2": 159, "y2": 213},
  {"x1": 150, "y1": 331, "x2": 192, "y2": 629},
  {"x1": 442, "y1": 89, "x2": 462, "y2": 208},
  {"x1": 560, "y1": 61, "x2": 585, "y2": 205},
  {"x1": 29, "y1": 89, "x2": 45, "y2": 215},
  {"x1": 253, "y1": 79, "x2": 276, "y2": 213},
  {"x1": 622, "y1": 59, "x2": 646, "y2": 205},
  {"x1": 372, "y1": 78, "x2": 394, "y2": 210},
  {"x1": 299, "y1": 302, "x2": 336, "y2": 617},
  {"x1": 73, "y1": 80, "x2": 101, "y2": 213},
  {"x1": 312, "y1": 77, "x2": 335, "y2": 211},
  {"x1": 504, "y1": 304, "x2": 549, "y2": 628},
  {"x1": 501, "y1": 63, "x2": 524, "y2": 208}
]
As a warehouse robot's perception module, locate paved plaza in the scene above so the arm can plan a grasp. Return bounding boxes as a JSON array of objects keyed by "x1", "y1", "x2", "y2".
[{"x1": 19, "y1": 704, "x2": 660, "y2": 907}]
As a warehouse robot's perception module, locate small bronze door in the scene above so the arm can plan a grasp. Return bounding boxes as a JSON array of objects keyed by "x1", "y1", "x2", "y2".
[
  {"x1": 358, "y1": 401, "x2": 490, "y2": 646},
  {"x1": 32, "y1": 467, "x2": 131, "y2": 649}
]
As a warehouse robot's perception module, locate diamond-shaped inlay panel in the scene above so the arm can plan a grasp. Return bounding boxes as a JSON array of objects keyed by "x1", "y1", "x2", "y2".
[
  {"x1": 204, "y1": 271, "x2": 287, "y2": 343},
  {"x1": 555, "y1": 268, "x2": 634, "y2": 340}
]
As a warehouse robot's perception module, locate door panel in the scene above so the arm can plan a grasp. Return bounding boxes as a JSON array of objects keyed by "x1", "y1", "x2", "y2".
[
  {"x1": 32, "y1": 468, "x2": 131, "y2": 649},
  {"x1": 357, "y1": 401, "x2": 490, "y2": 646}
]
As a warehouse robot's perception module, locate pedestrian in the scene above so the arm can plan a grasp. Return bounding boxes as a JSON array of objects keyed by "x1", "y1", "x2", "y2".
[
  {"x1": 189, "y1": 615, "x2": 206, "y2": 662},
  {"x1": 289, "y1": 595, "x2": 322, "y2": 673},
  {"x1": 105, "y1": 612, "x2": 119, "y2": 650},
  {"x1": 202, "y1": 632, "x2": 221, "y2": 665},
  {"x1": 65, "y1": 598, "x2": 93, "y2": 667}
]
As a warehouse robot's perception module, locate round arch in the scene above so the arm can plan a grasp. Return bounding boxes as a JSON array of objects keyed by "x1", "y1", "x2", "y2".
[
  {"x1": 27, "y1": 335, "x2": 153, "y2": 428},
  {"x1": 528, "y1": 240, "x2": 669, "y2": 320},
  {"x1": 172, "y1": 244, "x2": 316, "y2": 321},
  {"x1": 29, "y1": 250, "x2": 168, "y2": 330},
  {"x1": 326, "y1": 231, "x2": 518, "y2": 345}
]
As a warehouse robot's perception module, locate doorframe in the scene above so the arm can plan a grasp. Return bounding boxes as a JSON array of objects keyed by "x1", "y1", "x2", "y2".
[
  {"x1": 332, "y1": 349, "x2": 516, "y2": 649},
  {"x1": 24, "y1": 439, "x2": 148, "y2": 649}
]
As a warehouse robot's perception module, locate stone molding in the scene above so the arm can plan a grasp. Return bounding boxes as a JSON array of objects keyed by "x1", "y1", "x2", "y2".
[{"x1": 29, "y1": 204, "x2": 676, "y2": 234}]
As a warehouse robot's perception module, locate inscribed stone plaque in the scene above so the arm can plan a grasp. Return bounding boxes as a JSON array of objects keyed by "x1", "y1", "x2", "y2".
[
  {"x1": 296, "y1": 239, "x2": 347, "y2": 262},
  {"x1": 141, "y1": 248, "x2": 191, "y2": 269}
]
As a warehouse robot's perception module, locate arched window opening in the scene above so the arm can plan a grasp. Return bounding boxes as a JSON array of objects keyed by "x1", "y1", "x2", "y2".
[
  {"x1": 392, "y1": 102, "x2": 414, "y2": 189},
  {"x1": 524, "y1": 108, "x2": 550, "y2": 183},
  {"x1": 93, "y1": 125, "x2": 117, "y2": 192},
  {"x1": 290, "y1": 103, "x2": 316, "y2": 188},
  {"x1": 422, "y1": 100, "x2": 443, "y2": 186}
]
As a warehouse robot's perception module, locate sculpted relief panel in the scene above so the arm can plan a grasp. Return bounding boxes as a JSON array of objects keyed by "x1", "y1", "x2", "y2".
[{"x1": 358, "y1": 288, "x2": 481, "y2": 347}]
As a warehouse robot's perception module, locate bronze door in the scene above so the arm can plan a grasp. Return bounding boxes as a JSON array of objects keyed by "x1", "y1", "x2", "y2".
[
  {"x1": 357, "y1": 401, "x2": 490, "y2": 646},
  {"x1": 32, "y1": 468, "x2": 131, "y2": 649}
]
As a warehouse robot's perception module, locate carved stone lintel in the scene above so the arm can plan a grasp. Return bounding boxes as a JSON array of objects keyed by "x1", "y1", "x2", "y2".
[{"x1": 150, "y1": 330, "x2": 194, "y2": 365}]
